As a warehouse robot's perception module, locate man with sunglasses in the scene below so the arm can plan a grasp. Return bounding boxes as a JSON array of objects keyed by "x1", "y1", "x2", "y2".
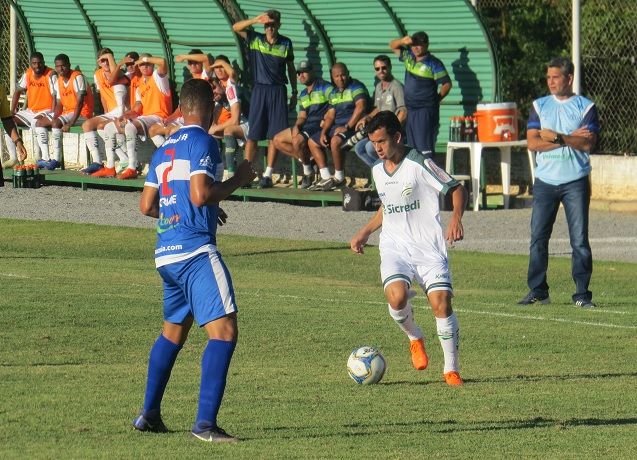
[
  {"x1": 352, "y1": 55, "x2": 406, "y2": 167},
  {"x1": 3, "y1": 52, "x2": 57, "y2": 169},
  {"x1": 390, "y1": 31, "x2": 452, "y2": 158},
  {"x1": 232, "y1": 9, "x2": 297, "y2": 187},
  {"x1": 81, "y1": 48, "x2": 130, "y2": 175},
  {"x1": 271, "y1": 60, "x2": 333, "y2": 188},
  {"x1": 175, "y1": 49, "x2": 213, "y2": 81}
]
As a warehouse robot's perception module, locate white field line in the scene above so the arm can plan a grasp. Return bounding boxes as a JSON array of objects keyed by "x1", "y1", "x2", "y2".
[
  {"x1": 243, "y1": 292, "x2": 637, "y2": 330},
  {"x1": 0, "y1": 272, "x2": 44, "y2": 280}
]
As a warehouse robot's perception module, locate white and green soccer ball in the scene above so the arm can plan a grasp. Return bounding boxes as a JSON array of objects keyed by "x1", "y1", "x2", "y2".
[{"x1": 347, "y1": 346, "x2": 386, "y2": 385}]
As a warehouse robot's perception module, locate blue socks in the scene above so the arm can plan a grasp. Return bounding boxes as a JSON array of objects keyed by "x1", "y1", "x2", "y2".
[
  {"x1": 142, "y1": 334, "x2": 182, "y2": 416},
  {"x1": 193, "y1": 339, "x2": 236, "y2": 432}
]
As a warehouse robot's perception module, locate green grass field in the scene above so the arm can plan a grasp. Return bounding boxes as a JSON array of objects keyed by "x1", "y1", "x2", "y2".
[{"x1": 1, "y1": 218, "x2": 636, "y2": 458}]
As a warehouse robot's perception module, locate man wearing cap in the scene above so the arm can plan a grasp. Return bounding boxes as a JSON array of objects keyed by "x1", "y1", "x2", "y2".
[
  {"x1": 271, "y1": 60, "x2": 333, "y2": 188},
  {"x1": 232, "y1": 9, "x2": 297, "y2": 188},
  {"x1": 390, "y1": 31, "x2": 452, "y2": 158}
]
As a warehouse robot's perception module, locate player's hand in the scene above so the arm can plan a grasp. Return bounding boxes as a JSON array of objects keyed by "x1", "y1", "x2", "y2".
[
  {"x1": 256, "y1": 13, "x2": 270, "y2": 24},
  {"x1": 175, "y1": 55, "x2": 186, "y2": 63},
  {"x1": 402, "y1": 35, "x2": 413, "y2": 46},
  {"x1": 571, "y1": 127, "x2": 592, "y2": 139},
  {"x1": 539, "y1": 129, "x2": 558, "y2": 143},
  {"x1": 62, "y1": 123, "x2": 71, "y2": 133},
  {"x1": 16, "y1": 142, "x2": 27, "y2": 162},
  {"x1": 235, "y1": 159, "x2": 257, "y2": 186},
  {"x1": 320, "y1": 133, "x2": 329, "y2": 147},
  {"x1": 217, "y1": 207, "x2": 228, "y2": 226},
  {"x1": 445, "y1": 216, "x2": 464, "y2": 245},
  {"x1": 288, "y1": 94, "x2": 297, "y2": 110},
  {"x1": 356, "y1": 118, "x2": 367, "y2": 131},
  {"x1": 350, "y1": 231, "x2": 369, "y2": 255}
]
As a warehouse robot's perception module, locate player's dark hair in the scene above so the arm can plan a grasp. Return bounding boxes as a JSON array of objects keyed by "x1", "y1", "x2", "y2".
[
  {"x1": 367, "y1": 111, "x2": 402, "y2": 137},
  {"x1": 54, "y1": 54, "x2": 70, "y2": 65},
  {"x1": 373, "y1": 55, "x2": 391, "y2": 70},
  {"x1": 30, "y1": 51, "x2": 44, "y2": 61},
  {"x1": 188, "y1": 48, "x2": 204, "y2": 55},
  {"x1": 266, "y1": 9, "x2": 281, "y2": 24},
  {"x1": 180, "y1": 78, "x2": 213, "y2": 116},
  {"x1": 215, "y1": 55, "x2": 231, "y2": 65},
  {"x1": 126, "y1": 51, "x2": 140, "y2": 61},
  {"x1": 548, "y1": 56, "x2": 574, "y2": 77},
  {"x1": 411, "y1": 31, "x2": 429, "y2": 46}
]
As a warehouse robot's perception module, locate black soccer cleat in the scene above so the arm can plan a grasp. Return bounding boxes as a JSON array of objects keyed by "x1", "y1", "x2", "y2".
[
  {"x1": 132, "y1": 412, "x2": 169, "y2": 433},
  {"x1": 191, "y1": 426, "x2": 237, "y2": 443},
  {"x1": 517, "y1": 292, "x2": 550, "y2": 305}
]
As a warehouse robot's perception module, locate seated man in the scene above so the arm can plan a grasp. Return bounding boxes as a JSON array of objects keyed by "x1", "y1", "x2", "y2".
[
  {"x1": 101, "y1": 53, "x2": 172, "y2": 179},
  {"x1": 3, "y1": 51, "x2": 57, "y2": 168},
  {"x1": 174, "y1": 49, "x2": 213, "y2": 81},
  {"x1": 82, "y1": 48, "x2": 130, "y2": 175},
  {"x1": 272, "y1": 60, "x2": 333, "y2": 189},
  {"x1": 352, "y1": 54, "x2": 406, "y2": 167},
  {"x1": 33, "y1": 54, "x2": 94, "y2": 170},
  {"x1": 208, "y1": 79, "x2": 248, "y2": 179},
  {"x1": 0, "y1": 83, "x2": 27, "y2": 170},
  {"x1": 308, "y1": 62, "x2": 368, "y2": 191},
  {"x1": 211, "y1": 55, "x2": 238, "y2": 86}
]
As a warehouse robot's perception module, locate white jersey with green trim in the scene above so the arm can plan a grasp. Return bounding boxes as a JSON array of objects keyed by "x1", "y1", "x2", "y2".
[{"x1": 373, "y1": 149, "x2": 459, "y2": 266}]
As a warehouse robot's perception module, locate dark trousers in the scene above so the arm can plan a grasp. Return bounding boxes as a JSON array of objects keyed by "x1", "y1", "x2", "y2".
[{"x1": 527, "y1": 176, "x2": 593, "y2": 302}]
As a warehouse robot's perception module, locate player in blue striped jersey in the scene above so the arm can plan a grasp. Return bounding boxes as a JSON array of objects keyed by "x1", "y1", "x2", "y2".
[{"x1": 134, "y1": 78, "x2": 256, "y2": 442}]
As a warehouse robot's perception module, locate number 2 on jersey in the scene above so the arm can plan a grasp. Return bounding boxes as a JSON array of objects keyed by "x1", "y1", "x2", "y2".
[{"x1": 161, "y1": 148, "x2": 176, "y2": 196}]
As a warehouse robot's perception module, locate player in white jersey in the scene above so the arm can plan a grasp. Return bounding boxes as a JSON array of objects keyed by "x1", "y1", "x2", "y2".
[{"x1": 350, "y1": 111, "x2": 468, "y2": 386}]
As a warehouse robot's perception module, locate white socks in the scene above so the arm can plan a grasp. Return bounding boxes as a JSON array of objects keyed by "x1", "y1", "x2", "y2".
[
  {"x1": 263, "y1": 166, "x2": 273, "y2": 178},
  {"x1": 388, "y1": 302, "x2": 423, "y2": 341},
  {"x1": 52, "y1": 128, "x2": 62, "y2": 161},
  {"x1": 3, "y1": 133, "x2": 17, "y2": 160},
  {"x1": 319, "y1": 167, "x2": 330, "y2": 180},
  {"x1": 436, "y1": 313, "x2": 460, "y2": 373},
  {"x1": 103, "y1": 123, "x2": 118, "y2": 168},
  {"x1": 85, "y1": 130, "x2": 101, "y2": 164},
  {"x1": 334, "y1": 170, "x2": 345, "y2": 181},
  {"x1": 124, "y1": 123, "x2": 138, "y2": 169},
  {"x1": 35, "y1": 126, "x2": 50, "y2": 161}
]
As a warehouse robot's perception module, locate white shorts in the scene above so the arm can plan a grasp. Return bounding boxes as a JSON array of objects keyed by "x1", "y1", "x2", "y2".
[
  {"x1": 238, "y1": 122, "x2": 249, "y2": 147},
  {"x1": 45, "y1": 112, "x2": 86, "y2": 126},
  {"x1": 135, "y1": 115, "x2": 164, "y2": 140},
  {"x1": 380, "y1": 247, "x2": 452, "y2": 295},
  {"x1": 97, "y1": 108, "x2": 124, "y2": 121},
  {"x1": 14, "y1": 109, "x2": 54, "y2": 127}
]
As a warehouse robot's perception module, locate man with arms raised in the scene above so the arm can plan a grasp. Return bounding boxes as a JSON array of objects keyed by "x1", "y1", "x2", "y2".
[
  {"x1": 350, "y1": 111, "x2": 467, "y2": 386},
  {"x1": 233, "y1": 9, "x2": 297, "y2": 187},
  {"x1": 135, "y1": 78, "x2": 256, "y2": 442}
]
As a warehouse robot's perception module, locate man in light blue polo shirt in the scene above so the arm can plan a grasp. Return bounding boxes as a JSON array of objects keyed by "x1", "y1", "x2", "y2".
[{"x1": 519, "y1": 57, "x2": 600, "y2": 308}]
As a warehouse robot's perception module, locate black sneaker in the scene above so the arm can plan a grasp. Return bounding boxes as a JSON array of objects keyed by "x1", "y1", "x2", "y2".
[
  {"x1": 517, "y1": 292, "x2": 550, "y2": 305},
  {"x1": 191, "y1": 426, "x2": 237, "y2": 443},
  {"x1": 574, "y1": 299, "x2": 597, "y2": 308},
  {"x1": 300, "y1": 174, "x2": 314, "y2": 189},
  {"x1": 132, "y1": 412, "x2": 168, "y2": 433},
  {"x1": 315, "y1": 177, "x2": 335, "y2": 191},
  {"x1": 258, "y1": 176, "x2": 273, "y2": 189},
  {"x1": 332, "y1": 178, "x2": 346, "y2": 190}
]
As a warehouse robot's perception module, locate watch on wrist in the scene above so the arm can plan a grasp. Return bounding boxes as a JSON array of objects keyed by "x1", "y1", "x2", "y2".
[
  {"x1": 14, "y1": 137, "x2": 23, "y2": 144},
  {"x1": 554, "y1": 133, "x2": 564, "y2": 145}
]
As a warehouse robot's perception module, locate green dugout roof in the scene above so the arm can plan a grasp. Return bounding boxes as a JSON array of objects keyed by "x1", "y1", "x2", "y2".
[{"x1": 9, "y1": 0, "x2": 498, "y2": 148}]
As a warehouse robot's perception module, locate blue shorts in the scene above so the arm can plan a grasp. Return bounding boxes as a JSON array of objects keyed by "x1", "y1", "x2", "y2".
[
  {"x1": 158, "y1": 249, "x2": 237, "y2": 326},
  {"x1": 309, "y1": 125, "x2": 354, "y2": 146},
  {"x1": 248, "y1": 84, "x2": 288, "y2": 141},
  {"x1": 406, "y1": 106, "x2": 439, "y2": 156},
  {"x1": 300, "y1": 121, "x2": 321, "y2": 141}
]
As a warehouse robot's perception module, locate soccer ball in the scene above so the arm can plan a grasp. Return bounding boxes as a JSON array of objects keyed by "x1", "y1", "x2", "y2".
[{"x1": 347, "y1": 346, "x2": 386, "y2": 385}]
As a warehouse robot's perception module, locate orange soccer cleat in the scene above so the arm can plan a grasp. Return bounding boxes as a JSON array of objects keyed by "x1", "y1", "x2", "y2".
[
  {"x1": 91, "y1": 166, "x2": 116, "y2": 178},
  {"x1": 117, "y1": 168, "x2": 139, "y2": 180},
  {"x1": 444, "y1": 371, "x2": 464, "y2": 386},
  {"x1": 409, "y1": 338, "x2": 429, "y2": 370}
]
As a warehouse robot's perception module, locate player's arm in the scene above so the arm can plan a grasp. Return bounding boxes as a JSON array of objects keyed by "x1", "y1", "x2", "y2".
[
  {"x1": 232, "y1": 13, "x2": 269, "y2": 39},
  {"x1": 216, "y1": 59, "x2": 237, "y2": 82},
  {"x1": 389, "y1": 36, "x2": 410, "y2": 57},
  {"x1": 190, "y1": 160, "x2": 256, "y2": 206},
  {"x1": 445, "y1": 184, "x2": 468, "y2": 243},
  {"x1": 287, "y1": 60, "x2": 298, "y2": 110},
  {"x1": 342, "y1": 98, "x2": 366, "y2": 133},
  {"x1": 140, "y1": 186, "x2": 160, "y2": 218},
  {"x1": 137, "y1": 56, "x2": 168, "y2": 77},
  {"x1": 1, "y1": 115, "x2": 27, "y2": 160},
  {"x1": 105, "y1": 54, "x2": 128, "y2": 86},
  {"x1": 439, "y1": 81, "x2": 452, "y2": 102},
  {"x1": 320, "y1": 108, "x2": 336, "y2": 146},
  {"x1": 350, "y1": 207, "x2": 383, "y2": 254},
  {"x1": 292, "y1": 111, "x2": 308, "y2": 138},
  {"x1": 10, "y1": 86, "x2": 25, "y2": 114},
  {"x1": 65, "y1": 76, "x2": 86, "y2": 129}
]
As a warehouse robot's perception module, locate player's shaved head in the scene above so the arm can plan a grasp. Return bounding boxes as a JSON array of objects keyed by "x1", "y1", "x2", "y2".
[{"x1": 180, "y1": 79, "x2": 213, "y2": 125}]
